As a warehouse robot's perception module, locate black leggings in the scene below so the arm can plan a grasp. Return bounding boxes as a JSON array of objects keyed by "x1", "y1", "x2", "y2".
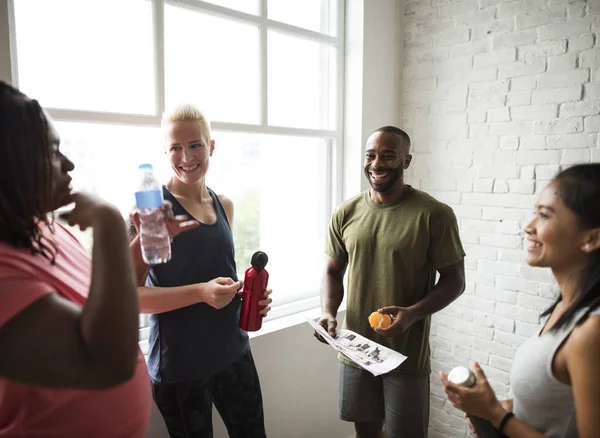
[{"x1": 152, "y1": 350, "x2": 266, "y2": 438}]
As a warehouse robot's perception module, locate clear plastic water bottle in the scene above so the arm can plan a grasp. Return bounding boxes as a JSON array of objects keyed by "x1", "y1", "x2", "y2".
[{"x1": 135, "y1": 164, "x2": 171, "y2": 265}]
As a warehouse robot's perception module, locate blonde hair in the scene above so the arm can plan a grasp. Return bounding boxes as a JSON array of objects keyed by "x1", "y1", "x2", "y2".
[{"x1": 162, "y1": 103, "x2": 212, "y2": 143}]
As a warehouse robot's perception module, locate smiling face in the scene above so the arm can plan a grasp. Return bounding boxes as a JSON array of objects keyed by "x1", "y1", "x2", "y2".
[
  {"x1": 165, "y1": 120, "x2": 214, "y2": 185},
  {"x1": 525, "y1": 181, "x2": 594, "y2": 270},
  {"x1": 363, "y1": 131, "x2": 412, "y2": 193}
]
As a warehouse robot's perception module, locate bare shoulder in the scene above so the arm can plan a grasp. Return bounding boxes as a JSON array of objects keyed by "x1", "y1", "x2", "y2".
[
  {"x1": 568, "y1": 314, "x2": 600, "y2": 359},
  {"x1": 216, "y1": 193, "x2": 234, "y2": 224},
  {"x1": 565, "y1": 314, "x2": 600, "y2": 438},
  {"x1": 217, "y1": 193, "x2": 234, "y2": 211}
]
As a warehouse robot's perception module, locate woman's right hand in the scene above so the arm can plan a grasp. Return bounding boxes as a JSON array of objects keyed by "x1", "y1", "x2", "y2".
[
  {"x1": 59, "y1": 192, "x2": 121, "y2": 231},
  {"x1": 200, "y1": 277, "x2": 242, "y2": 309},
  {"x1": 465, "y1": 399, "x2": 513, "y2": 437}
]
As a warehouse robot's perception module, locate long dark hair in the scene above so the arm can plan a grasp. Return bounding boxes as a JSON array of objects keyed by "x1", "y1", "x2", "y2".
[
  {"x1": 542, "y1": 163, "x2": 600, "y2": 331},
  {"x1": 0, "y1": 81, "x2": 57, "y2": 261}
]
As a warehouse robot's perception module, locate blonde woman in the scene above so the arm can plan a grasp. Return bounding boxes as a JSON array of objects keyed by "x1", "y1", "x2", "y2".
[{"x1": 128, "y1": 104, "x2": 272, "y2": 437}]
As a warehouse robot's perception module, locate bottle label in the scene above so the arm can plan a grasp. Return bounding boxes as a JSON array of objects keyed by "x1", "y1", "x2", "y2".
[{"x1": 135, "y1": 190, "x2": 163, "y2": 210}]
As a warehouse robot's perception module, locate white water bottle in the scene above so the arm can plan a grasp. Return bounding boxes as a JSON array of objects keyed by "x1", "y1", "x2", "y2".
[
  {"x1": 135, "y1": 164, "x2": 171, "y2": 265},
  {"x1": 448, "y1": 366, "x2": 506, "y2": 438}
]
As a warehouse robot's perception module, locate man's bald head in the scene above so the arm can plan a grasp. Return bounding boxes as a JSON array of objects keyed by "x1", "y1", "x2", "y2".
[{"x1": 372, "y1": 126, "x2": 411, "y2": 154}]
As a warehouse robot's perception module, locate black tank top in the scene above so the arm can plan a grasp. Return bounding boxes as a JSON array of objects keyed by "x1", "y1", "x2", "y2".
[{"x1": 147, "y1": 186, "x2": 249, "y2": 383}]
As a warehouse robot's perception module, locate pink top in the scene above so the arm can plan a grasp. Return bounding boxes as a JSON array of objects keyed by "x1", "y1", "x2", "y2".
[{"x1": 0, "y1": 222, "x2": 151, "y2": 437}]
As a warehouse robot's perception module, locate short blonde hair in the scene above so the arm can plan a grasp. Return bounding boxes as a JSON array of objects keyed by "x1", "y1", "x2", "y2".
[{"x1": 162, "y1": 103, "x2": 212, "y2": 143}]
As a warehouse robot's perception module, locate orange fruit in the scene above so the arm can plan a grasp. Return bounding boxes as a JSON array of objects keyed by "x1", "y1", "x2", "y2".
[{"x1": 368, "y1": 311, "x2": 392, "y2": 329}]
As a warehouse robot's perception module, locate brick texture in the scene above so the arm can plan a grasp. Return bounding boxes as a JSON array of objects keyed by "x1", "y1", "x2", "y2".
[{"x1": 401, "y1": 0, "x2": 599, "y2": 435}]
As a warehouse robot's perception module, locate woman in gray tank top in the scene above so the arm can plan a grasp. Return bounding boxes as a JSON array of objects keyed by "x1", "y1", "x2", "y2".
[{"x1": 440, "y1": 163, "x2": 600, "y2": 438}]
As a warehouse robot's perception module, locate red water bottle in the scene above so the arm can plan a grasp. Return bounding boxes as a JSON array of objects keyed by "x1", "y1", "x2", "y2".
[{"x1": 239, "y1": 251, "x2": 269, "y2": 332}]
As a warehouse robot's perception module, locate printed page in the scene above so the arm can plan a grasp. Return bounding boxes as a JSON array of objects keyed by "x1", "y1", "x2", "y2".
[{"x1": 307, "y1": 318, "x2": 407, "y2": 376}]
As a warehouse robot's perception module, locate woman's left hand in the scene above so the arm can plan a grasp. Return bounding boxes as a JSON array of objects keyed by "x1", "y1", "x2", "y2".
[
  {"x1": 259, "y1": 288, "x2": 273, "y2": 317},
  {"x1": 440, "y1": 362, "x2": 506, "y2": 422},
  {"x1": 130, "y1": 200, "x2": 199, "y2": 239}
]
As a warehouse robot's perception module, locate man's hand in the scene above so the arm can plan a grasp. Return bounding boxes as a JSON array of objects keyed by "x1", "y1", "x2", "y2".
[
  {"x1": 373, "y1": 306, "x2": 418, "y2": 337},
  {"x1": 314, "y1": 313, "x2": 337, "y2": 344},
  {"x1": 199, "y1": 277, "x2": 241, "y2": 309},
  {"x1": 130, "y1": 200, "x2": 199, "y2": 240}
]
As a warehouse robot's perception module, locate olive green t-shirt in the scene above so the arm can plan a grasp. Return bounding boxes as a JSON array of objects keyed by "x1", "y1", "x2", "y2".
[{"x1": 325, "y1": 186, "x2": 465, "y2": 376}]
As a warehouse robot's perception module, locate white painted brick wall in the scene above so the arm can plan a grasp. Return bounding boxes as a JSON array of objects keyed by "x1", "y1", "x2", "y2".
[{"x1": 402, "y1": 0, "x2": 599, "y2": 435}]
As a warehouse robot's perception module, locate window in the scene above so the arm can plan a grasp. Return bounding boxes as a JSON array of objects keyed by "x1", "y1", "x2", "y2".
[
  {"x1": 268, "y1": 0, "x2": 338, "y2": 36},
  {"x1": 164, "y1": 5, "x2": 261, "y2": 124},
  {"x1": 202, "y1": 0, "x2": 259, "y2": 15},
  {"x1": 5, "y1": 0, "x2": 344, "y2": 328},
  {"x1": 13, "y1": 0, "x2": 156, "y2": 114},
  {"x1": 268, "y1": 31, "x2": 337, "y2": 129},
  {"x1": 208, "y1": 132, "x2": 331, "y2": 306}
]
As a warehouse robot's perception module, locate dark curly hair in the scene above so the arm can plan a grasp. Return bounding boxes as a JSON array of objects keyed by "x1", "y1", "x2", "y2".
[
  {"x1": 542, "y1": 163, "x2": 600, "y2": 331},
  {"x1": 0, "y1": 81, "x2": 57, "y2": 261}
]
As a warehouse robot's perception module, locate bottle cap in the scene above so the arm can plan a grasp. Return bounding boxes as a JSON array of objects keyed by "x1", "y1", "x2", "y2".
[
  {"x1": 139, "y1": 163, "x2": 153, "y2": 170},
  {"x1": 448, "y1": 366, "x2": 476, "y2": 387},
  {"x1": 251, "y1": 251, "x2": 268, "y2": 271}
]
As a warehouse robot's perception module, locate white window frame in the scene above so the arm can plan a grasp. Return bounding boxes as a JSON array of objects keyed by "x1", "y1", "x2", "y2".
[{"x1": 0, "y1": 0, "x2": 346, "y2": 332}]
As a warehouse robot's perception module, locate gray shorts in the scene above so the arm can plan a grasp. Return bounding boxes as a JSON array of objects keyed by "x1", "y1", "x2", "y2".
[{"x1": 338, "y1": 362, "x2": 430, "y2": 438}]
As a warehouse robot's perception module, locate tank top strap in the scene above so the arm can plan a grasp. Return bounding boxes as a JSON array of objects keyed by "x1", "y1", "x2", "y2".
[{"x1": 551, "y1": 300, "x2": 600, "y2": 349}]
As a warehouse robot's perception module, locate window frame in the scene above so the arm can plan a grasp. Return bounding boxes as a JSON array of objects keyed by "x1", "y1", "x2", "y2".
[{"x1": 1, "y1": 0, "x2": 346, "y2": 331}]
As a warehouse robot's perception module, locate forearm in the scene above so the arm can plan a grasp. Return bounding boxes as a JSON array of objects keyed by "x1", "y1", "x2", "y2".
[
  {"x1": 409, "y1": 273, "x2": 465, "y2": 322},
  {"x1": 139, "y1": 284, "x2": 203, "y2": 314},
  {"x1": 128, "y1": 232, "x2": 151, "y2": 286},
  {"x1": 502, "y1": 421, "x2": 547, "y2": 438},
  {"x1": 321, "y1": 272, "x2": 344, "y2": 317},
  {"x1": 81, "y1": 208, "x2": 139, "y2": 377},
  {"x1": 488, "y1": 406, "x2": 546, "y2": 438}
]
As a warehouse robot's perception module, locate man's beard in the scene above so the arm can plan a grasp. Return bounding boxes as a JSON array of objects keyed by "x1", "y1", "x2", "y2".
[{"x1": 364, "y1": 164, "x2": 403, "y2": 193}]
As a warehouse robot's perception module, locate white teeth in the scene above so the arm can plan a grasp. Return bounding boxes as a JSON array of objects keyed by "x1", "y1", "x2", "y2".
[
  {"x1": 371, "y1": 172, "x2": 389, "y2": 180},
  {"x1": 181, "y1": 165, "x2": 199, "y2": 171}
]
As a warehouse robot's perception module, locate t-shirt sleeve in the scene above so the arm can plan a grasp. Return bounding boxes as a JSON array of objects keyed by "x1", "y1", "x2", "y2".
[
  {"x1": 325, "y1": 208, "x2": 348, "y2": 261},
  {"x1": 0, "y1": 266, "x2": 55, "y2": 327},
  {"x1": 428, "y1": 205, "x2": 466, "y2": 270}
]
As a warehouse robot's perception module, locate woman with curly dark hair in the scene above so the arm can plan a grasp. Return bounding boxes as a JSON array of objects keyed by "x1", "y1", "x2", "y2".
[{"x1": 0, "y1": 81, "x2": 150, "y2": 437}]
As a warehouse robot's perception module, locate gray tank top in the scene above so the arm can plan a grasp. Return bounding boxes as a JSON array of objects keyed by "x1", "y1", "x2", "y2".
[{"x1": 510, "y1": 304, "x2": 600, "y2": 437}]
